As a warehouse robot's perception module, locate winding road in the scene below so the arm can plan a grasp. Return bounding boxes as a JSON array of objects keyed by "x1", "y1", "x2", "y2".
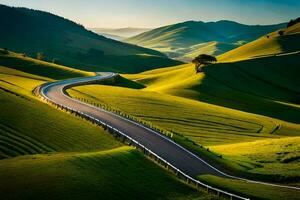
[{"x1": 39, "y1": 72, "x2": 300, "y2": 192}]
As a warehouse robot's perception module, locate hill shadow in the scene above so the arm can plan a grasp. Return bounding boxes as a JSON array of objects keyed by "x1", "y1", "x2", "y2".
[{"x1": 189, "y1": 55, "x2": 300, "y2": 124}]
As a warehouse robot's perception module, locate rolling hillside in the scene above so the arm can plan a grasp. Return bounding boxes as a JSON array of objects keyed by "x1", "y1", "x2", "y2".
[
  {"x1": 125, "y1": 20, "x2": 286, "y2": 61},
  {"x1": 0, "y1": 5, "x2": 181, "y2": 73},
  {"x1": 218, "y1": 22, "x2": 300, "y2": 61},
  {"x1": 67, "y1": 22, "x2": 300, "y2": 193},
  {"x1": 68, "y1": 67, "x2": 300, "y2": 199},
  {"x1": 0, "y1": 50, "x2": 210, "y2": 200},
  {"x1": 1, "y1": 22, "x2": 300, "y2": 199},
  {"x1": 1, "y1": 0, "x2": 300, "y2": 199},
  {"x1": 0, "y1": 49, "x2": 94, "y2": 79},
  {"x1": 0, "y1": 147, "x2": 209, "y2": 200},
  {"x1": 0, "y1": 49, "x2": 120, "y2": 158},
  {"x1": 129, "y1": 21, "x2": 300, "y2": 119}
]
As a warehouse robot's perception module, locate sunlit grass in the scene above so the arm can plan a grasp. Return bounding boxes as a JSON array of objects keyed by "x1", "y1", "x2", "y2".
[
  {"x1": 218, "y1": 23, "x2": 300, "y2": 62},
  {"x1": 0, "y1": 69, "x2": 121, "y2": 158},
  {"x1": 198, "y1": 175, "x2": 300, "y2": 200},
  {"x1": 0, "y1": 52, "x2": 210, "y2": 199},
  {"x1": 68, "y1": 34, "x2": 300, "y2": 183},
  {"x1": 0, "y1": 147, "x2": 210, "y2": 200},
  {"x1": 210, "y1": 137, "x2": 300, "y2": 179},
  {"x1": 69, "y1": 84, "x2": 278, "y2": 146}
]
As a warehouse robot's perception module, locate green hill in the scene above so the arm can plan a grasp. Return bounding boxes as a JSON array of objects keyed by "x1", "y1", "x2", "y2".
[
  {"x1": 0, "y1": 51, "x2": 209, "y2": 200},
  {"x1": 0, "y1": 50, "x2": 120, "y2": 159},
  {"x1": 68, "y1": 62, "x2": 300, "y2": 198},
  {"x1": 0, "y1": 146, "x2": 208, "y2": 200},
  {"x1": 0, "y1": 4, "x2": 181, "y2": 73},
  {"x1": 218, "y1": 22, "x2": 300, "y2": 61},
  {"x1": 67, "y1": 23, "x2": 300, "y2": 194},
  {"x1": 126, "y1": 22, "x2": 300, "y2": 123},
  {"x1": 0, "y1": 49, "x2": 93, "y2": 79},
  {"x1": 125, "y1": 20, "x2": 286, "y2": 61}
]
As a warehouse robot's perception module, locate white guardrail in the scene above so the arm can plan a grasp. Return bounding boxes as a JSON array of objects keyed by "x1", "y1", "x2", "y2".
[{"x1": 34, "y1": 80, "x2": 250, "y2": 200}]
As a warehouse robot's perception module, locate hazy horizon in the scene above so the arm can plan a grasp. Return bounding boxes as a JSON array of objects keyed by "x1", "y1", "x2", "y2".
[
  {"x1": 0, "y1": 0, "x2": 299, "y2": 29},
  {"x1": 88, "y1": 19, "x2": 288, "y2": 29}
]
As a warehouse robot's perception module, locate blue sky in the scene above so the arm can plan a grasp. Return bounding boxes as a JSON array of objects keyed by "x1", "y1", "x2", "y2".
[{"x1": 1, "y1": 0, "x2": 299, "y2": 28}]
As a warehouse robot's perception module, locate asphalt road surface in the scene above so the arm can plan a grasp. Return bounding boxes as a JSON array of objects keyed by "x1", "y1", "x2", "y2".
[{"x1": 41, "y1": 72, "x2": 225, "y2": 178}]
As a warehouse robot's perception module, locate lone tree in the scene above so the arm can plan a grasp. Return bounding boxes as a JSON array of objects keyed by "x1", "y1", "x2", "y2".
[{"x1": 192, "y1": 54, "x2": 217, "y2": 73}]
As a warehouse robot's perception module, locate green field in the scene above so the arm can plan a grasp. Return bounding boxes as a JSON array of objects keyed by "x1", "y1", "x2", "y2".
[{"x1": 0, "y1": 51, "x2": 211, "y2": 200}]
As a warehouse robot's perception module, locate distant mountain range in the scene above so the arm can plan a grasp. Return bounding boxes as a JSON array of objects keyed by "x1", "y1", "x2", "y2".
[
  {"x1": 125, "y1": 20, "x2": 287, "y2": 61},
  {"x1": 0, "y1": 5, "x2": 180, "y2": 73},
  {"x1": 90, "y1": 27, "x2": 151, "y2": 40}
]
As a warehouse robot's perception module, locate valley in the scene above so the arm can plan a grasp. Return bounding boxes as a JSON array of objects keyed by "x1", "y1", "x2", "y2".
[{"x1": 0, "y1": 2, "x2": 299, "y2": 200}]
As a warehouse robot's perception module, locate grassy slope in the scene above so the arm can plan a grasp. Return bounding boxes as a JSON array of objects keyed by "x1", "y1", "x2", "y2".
[
  {"x1": 69, "y1": 83, "x2": 277, "y2": 145},
  {"x1": 0, "y1": 5, "x2": 181, "y2": 73},
  {"x1": 127, "y1": 58, "x2": 300, "y2": 125},
  {"x1": 218, "y1": 23, "x2": 300, "y2": 61},
  {"x1": 210, "y1": 137, "x2": 300, "y2": 179},
  {"x1": 0, "y1": 50, "x2": 94, "y2": 79},
  {"x1": 0, "y1": 52, "x2": 208, "y2": 200},
  {"x1": 0, "y1": 52, "x2": 121, "y2": 157},
  {"x1": 68, "y1": 73, "x2": 300, "y2": 180},
  {"x1": 198, "y1": 175, "x2": 300, "y2": 200},
  {"x1": 66, "y1": 70, "x2": 300, "y2": 199},
  {"x1": 0, "y1": 147, "x2": 209, "y2": 200},
  {"x1": 67, "y1": 24, "x2": 300, "y2": 186}
]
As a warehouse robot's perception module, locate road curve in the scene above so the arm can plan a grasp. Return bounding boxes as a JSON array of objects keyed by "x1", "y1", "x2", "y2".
[{"x1": 39, "y1": 72, "x2": 300, "y2": 191}]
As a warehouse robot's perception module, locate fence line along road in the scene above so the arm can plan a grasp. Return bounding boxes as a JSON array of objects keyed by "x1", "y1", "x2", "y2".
[{"x1": 34, "y1": 73, "x2": 252, "y2": 200}]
